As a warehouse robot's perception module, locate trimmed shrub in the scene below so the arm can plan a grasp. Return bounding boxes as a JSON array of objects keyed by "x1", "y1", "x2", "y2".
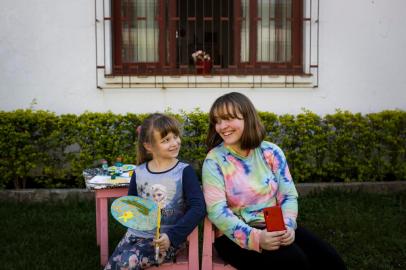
[{"x1": 0, "y1": 109, "x2": 404, "y2": 189}]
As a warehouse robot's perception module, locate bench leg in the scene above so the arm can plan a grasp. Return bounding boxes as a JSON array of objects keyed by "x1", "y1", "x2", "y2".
[{"x1": 99, "y1": 198, "x2": 109, "y2": 266}]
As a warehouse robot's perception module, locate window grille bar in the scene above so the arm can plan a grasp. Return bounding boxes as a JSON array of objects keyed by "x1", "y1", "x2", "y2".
[
  {"x1": 315, "y1": 0, "x2": 319, "y2": 87},
  {"x1": 103, "y1": 0, "x2": 107, "y2": 78},
  {"x1": 309, "y1": 0, "x2": 312, "y2": 80},
  {"x1": 285, "y1": 0, "x2": 290, "y2": 87},
  {"x1": 95, "y1": 0, "x2": 101, "y2": 89}
]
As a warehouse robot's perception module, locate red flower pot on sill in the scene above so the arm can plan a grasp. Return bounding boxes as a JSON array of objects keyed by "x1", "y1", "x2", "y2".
[{"x1": 196, "y1": 59, "x2": 212, "y2": 75}]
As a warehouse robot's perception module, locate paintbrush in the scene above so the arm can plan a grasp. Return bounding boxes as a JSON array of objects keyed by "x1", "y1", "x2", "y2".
[{"x1": 155, "y1": 204, "x2": 161, "y2": 263}]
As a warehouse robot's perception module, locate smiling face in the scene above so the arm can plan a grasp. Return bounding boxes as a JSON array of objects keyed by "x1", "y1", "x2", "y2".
[
  {"x1": 207, "y1": 92, "x2": 266, "y2": 151},
  {"x1": 146, "y1": 130, "x2": 181, "y2": 160},
  {"x1": 214, "y1": 105, "x2": 245, "y2": 152}
]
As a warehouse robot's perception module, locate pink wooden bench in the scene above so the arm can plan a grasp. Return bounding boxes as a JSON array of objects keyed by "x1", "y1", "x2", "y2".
[
  {"x1": 95, "y1": 187, "x2": 199, "y2": 270},
  {"x1": 202, "y1": 217, "x2": 237, "y2": 270}
]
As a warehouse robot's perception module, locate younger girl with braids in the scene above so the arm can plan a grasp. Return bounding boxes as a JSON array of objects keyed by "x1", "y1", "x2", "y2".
[{"x1": 105, "y1": 113, "x2": 206, "y2": 270}]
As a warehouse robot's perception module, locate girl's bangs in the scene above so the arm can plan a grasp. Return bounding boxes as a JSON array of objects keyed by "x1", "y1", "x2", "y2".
[
  {"x1": 155, "y1": 118, "x2": 180, "y2": 138},
  {"x1": 211, "y1": 101, "x2": 242, "y2": 123}
]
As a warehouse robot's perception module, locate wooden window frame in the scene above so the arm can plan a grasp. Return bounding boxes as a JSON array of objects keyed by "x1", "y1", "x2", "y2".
[{"x1": 111, "y1": 0, "x2": 303, "y2": 76}]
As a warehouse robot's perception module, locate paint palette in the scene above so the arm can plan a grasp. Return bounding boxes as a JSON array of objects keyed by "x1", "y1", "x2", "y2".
[
  {"x1": 108, "y1": 164, "x2": 136, "y2": 172},
  {"x1": 111, "y1": 196, "x2": 158, "y2": 231}
]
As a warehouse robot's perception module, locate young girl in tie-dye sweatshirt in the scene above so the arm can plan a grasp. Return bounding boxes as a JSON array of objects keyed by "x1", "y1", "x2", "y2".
[{"x1": 202, "y1": 92, "x2": 346, "y2": 270}]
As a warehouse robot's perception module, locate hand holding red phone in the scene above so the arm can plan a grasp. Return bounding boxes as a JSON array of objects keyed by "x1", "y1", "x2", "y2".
[{"x1": 259, "y1": 205, "x2": 287, "y2": 251}]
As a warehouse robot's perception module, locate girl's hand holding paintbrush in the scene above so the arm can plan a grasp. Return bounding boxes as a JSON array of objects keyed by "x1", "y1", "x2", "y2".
[
  {"x1": 152, "y1": 204, "x2": 170, "y2": 261},
  {"x1": 153, "y1": 233, "x2": 171, "y2": 253}
]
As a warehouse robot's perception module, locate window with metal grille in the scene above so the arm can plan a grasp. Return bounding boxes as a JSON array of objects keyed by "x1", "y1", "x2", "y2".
[
  {"x1": 111, "y1": 0, "x2": 303, "y2": 75},
  {"x1": 95, "y1": 0, "x2": 319, "y2": 88}
]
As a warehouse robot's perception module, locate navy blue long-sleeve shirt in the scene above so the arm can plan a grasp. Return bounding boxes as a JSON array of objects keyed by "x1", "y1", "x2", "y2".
[{"x1": 127, "y1": 161, "x2": 206, "y2": 247}]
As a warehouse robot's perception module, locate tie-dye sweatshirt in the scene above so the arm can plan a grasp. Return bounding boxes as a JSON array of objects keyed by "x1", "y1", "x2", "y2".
[{"x1": 202, "y1": 141, "x2": 298, "y2": 252}]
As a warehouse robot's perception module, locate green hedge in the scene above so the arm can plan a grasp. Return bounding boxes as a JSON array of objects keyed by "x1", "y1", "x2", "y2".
[{"x1": 0, "y1": 109, "x2": 405, "y2": 189}]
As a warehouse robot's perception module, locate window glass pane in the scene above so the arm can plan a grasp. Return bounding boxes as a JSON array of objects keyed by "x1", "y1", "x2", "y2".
[
  {"x1": 122, "y1": 0, "x2": 158, "y2": 63},
  {"x1": 240, "y1": 0, "x2": 249, "y2": 63},
  {"x1": 174, "y1": 0, "x2": 234, "y2": 68},
  {"x1": 257, "y1": 0, "x2": 291, "y2": 62}
]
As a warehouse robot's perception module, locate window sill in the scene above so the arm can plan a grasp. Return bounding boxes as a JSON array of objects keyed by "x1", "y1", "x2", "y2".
[{"x1": 99, "y1": 74, "x2": 316, "y2": 89}]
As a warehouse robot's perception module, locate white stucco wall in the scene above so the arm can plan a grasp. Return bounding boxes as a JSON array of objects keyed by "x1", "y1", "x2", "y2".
[{"x1": 0, "y1": 0, "x2": 405, "y2": 116}]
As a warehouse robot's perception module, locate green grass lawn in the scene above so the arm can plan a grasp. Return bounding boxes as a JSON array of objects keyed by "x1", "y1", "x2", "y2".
[{"x1": 1, "y1": 189, "x2": 405, "y2": 270}]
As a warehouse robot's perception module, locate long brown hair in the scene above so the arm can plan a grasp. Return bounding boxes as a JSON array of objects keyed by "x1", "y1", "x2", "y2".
[
  {"x1": 206, "y1": 92, "x2": 265, "y2": 151},
  {"x1": 136, "y1": 113, "x2": 181, "y2": 164}
]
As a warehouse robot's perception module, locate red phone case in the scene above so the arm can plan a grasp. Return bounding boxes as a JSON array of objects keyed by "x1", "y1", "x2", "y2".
[{"x1": 263, "y1": 206, "x2": 286, "y2": 232}]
